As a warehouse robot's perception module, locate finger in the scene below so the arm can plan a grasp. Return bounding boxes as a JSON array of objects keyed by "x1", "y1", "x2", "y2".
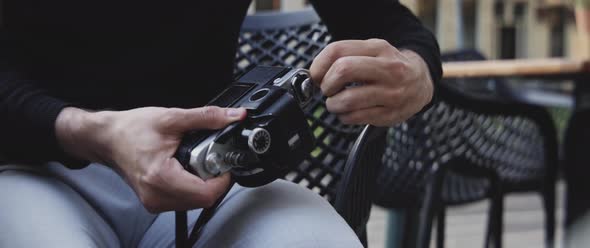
[
  {"x1": 160, "y1": 158, "x2": 232, "y2": 209},
  {"x1": 310, "y1": 39, "x2": 394, "y2": 85},
  {"x1": 198, "y1": 172, "x2": 232, "y2": 199},
  {"x1": 321, "y1": 56, "x2": 399, "y2": 97},
  {"x1": 326, "y1": 85, "x2": 394, "y2": 114},
  {"x1": 338, "y1": 106, "x2": 396, "y2": 127},
  {"x1": 170, "y1": 106, "x2": 246, "y2": 132}
]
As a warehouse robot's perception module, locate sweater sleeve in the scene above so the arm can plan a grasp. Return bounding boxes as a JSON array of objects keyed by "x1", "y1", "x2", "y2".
[
  {"x1": 0, "y1": 26, "x2": 87, "y2": 168},
  {"x1": 310, "y1": 0, "x2": 442, "y2": 112}
]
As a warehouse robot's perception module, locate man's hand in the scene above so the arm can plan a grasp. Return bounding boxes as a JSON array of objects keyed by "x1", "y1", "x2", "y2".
[
  {"x1": 310, "y1": 39, "x2": 434, "y2": 126},
  {"x1": 55, "y1": 106, "x2": 246, "y2": 213}
]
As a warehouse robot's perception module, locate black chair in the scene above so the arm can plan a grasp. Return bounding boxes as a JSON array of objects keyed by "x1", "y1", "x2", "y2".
[
  {"x1": 374, "y1": 50, "x2": 559, "y2": 248},
  {"x1": 564, "y1": 85, "x2": 590, "y2": 237},
  {"x1": 236, "y1": 8, "x2": 387, "y2": 244}
]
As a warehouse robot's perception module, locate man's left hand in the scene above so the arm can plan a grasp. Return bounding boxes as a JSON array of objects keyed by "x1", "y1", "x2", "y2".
[{"x1": 310, "y1": 39, "x2": 433, "y2": 126}]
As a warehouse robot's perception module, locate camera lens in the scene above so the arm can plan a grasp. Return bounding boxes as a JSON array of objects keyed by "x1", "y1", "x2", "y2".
[{"x1": 249, "y1": 88, "x2": 270, "y2": 102}]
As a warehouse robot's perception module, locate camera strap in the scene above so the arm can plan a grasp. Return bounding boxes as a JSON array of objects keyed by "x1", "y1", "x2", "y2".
[{"x1": 175, "y1": 180, "x2": 235, "y2": 248}]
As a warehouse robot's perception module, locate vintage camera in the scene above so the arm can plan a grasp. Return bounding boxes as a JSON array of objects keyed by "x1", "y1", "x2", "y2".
[{"x1": 174, "y1": 66, "x2": 316, "y2": 187}]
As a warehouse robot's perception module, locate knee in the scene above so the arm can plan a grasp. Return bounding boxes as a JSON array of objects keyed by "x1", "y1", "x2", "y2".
[
  {"x1": 255, "y1": 181, "x2": 363, "y2": 247},
  {"x1": 197, "y1": 180, "x2": 363, "y2": 248}
]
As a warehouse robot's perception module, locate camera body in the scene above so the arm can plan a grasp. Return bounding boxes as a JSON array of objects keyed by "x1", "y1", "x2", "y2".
[{"x1": 175, "y1": 66, "x2": 316, "y2": 187}]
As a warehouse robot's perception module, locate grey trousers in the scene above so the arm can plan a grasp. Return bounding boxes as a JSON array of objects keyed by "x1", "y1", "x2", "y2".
[{"x1": 0, "y1": 163, "x2": 362, "y2": 248}]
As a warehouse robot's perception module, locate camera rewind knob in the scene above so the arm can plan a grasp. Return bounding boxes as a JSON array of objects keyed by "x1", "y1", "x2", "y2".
[
  {"x1": 300, "y1": 78, "x2": 313, "y2": 101},
  {"x1": 242, "y1": 128, "x2": 271, "y2": 154}
]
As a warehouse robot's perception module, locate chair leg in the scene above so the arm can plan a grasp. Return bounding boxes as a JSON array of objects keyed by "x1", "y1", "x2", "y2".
[
  {"x1": 436, "y1": 207, "x2": 446, "y2": 248},
  {"x1": 402, "y1": 208, "x2": 421, "y2": 248},
  {"x1": 543, "y1": 184, "x2": 556, "y2": 248},
  {"x1": 493, "y1": 195, "x2": 504, "y2": 248},
  {"x1": 359, "y1": 227, "x2": 368, "y2": 247},
  {"x1": 485, "y1": 184, "x2": 504, "y2": 248},
  {"x1": 386, "y1": 209, "x2": 406, "y2": 248},
  {"x1": 485, "y1": 203, "x2": 493, "y2": 248},
  {"x1": 416, "y1": 172, "x2": 445, "y2": 248},
  {"x1": 416, "y1": 194, "x2": 438, "y2": 248}
]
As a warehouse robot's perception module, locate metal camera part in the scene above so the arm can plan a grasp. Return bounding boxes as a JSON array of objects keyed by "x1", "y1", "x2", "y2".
[
  {"x1": 188, "y1": 135, "x2": 219, "y2": 179},
  {"x1": 242, "y1": 128, "x2": 271, "y2": 154},
  {"x1": 188, "y1": 132, "x2": 266, "y2": 180},
  {"x1": 188, "y1": 135, "x2": 236, "y2": 179},
  {"x1": 300, "y1": 78, "x2": 313, "y2": 101},
  {"x1": 177, "y1": 66, "x2": 317, "y2": 186},
  {"x1": 231, "y1": 167, "x2": 265, "y2": 177},
  {"x1": 205, "y1": 153, "x2": 223, "y2": 175},
  {"x1": 273, "y1": 68, "x2": 314, "y2": 107}
]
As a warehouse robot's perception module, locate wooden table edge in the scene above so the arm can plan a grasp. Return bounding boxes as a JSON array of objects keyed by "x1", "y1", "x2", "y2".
[{"x1": 443, "y1": 58, "x2": 590, "y2": 78}]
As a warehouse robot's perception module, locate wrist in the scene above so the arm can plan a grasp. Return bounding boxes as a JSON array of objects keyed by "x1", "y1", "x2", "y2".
[
  {"x1": 401, "y1": 49, "x2": 434, "y2": 105},
  {"x1": 55, "y1": 107, "x2": 115, "y2": 165}
]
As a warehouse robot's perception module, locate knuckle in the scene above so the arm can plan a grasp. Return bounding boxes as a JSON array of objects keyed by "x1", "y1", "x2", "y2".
[
  {"x1": 141, "y1": 166, "x2": 164, "y2": 188},
  {"x1": 384, "y1": 59, "x2": 404, "y2": 72},
  {"x1": 161, "y1": 108, "x2": 184, "y2": 127},
  {"x1": 199, "y1": 106, "x2": 228, "y2": 128},
  {"x1": 386, "y1": 87, "x2": 399, "y2": 98},
  {"x1": 327, "y1": 93, "x2": 352, "y2": 113},
  {"x1": 398, "y1": 61, "x2": 410, "y2": 75},
  {"x1": 325, "y1": 98, "x2": 337, "y2": 113},
  {"x1": 332, "y1": 58, "x2": 353, "y2": 79},
  {"x1": 200, "y1": 106, "x2": 220, "y2": 120},
  {"x1": 385, "y1": 88, "x2": 404, "y2": 106},
  {"x1": 325, "y1": 42, "x2": 344, "y2": 59},
  {"x1": 368, "y1": 38, "x2": 389, "y2": 49},
  {"x1": 167, "y1": 108, "x2": 184, "y2": 116},
  {"x1": 338, "y1": 92, "x2": 354, "y2": 110}
]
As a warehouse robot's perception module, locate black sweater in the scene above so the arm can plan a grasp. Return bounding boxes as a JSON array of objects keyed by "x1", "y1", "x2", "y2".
[{"x1": 0, "y1": 0, "x2": 442, "y2": 168}]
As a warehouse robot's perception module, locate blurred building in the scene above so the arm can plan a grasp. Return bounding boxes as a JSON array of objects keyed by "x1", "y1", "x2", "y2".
[{"x1": 250, "y1": 0, "x2": 586, "y2": 60}]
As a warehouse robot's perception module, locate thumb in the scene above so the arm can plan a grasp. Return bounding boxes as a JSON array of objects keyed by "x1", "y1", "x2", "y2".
[{"x1": 172, "y1": 106, "x2": 246, "y2": 132}]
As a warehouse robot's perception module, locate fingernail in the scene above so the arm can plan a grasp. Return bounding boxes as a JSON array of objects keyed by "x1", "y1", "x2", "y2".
[{"x1": 226, "y1": 108, "x2": 244, "y2": 118}]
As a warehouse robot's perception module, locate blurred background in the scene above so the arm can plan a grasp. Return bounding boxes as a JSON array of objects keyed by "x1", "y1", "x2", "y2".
[
  {"x1": 247, "y1": 0, "x2": 581, "y2": 141},
  {"x1": 244, "y1": 1, "x2": 590, "y2": 247},
  {"x1": 249, "y1": 0, "x2": 586, "y2": 59}
]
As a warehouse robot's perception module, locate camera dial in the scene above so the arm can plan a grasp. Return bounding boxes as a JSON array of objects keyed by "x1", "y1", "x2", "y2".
[{"x1": 242, "y1": 128, "x2": 271, "y2": 154}]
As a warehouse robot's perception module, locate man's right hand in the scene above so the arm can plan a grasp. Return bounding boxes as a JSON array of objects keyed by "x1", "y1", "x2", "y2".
[{"x1": 55, "y1": 106, "x2": 247, "y2": 213}]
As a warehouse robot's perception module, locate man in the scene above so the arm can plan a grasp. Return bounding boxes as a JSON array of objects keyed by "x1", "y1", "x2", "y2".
[{"x1": 0, "y1": 0, "x2": 441, "y2": 247}]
